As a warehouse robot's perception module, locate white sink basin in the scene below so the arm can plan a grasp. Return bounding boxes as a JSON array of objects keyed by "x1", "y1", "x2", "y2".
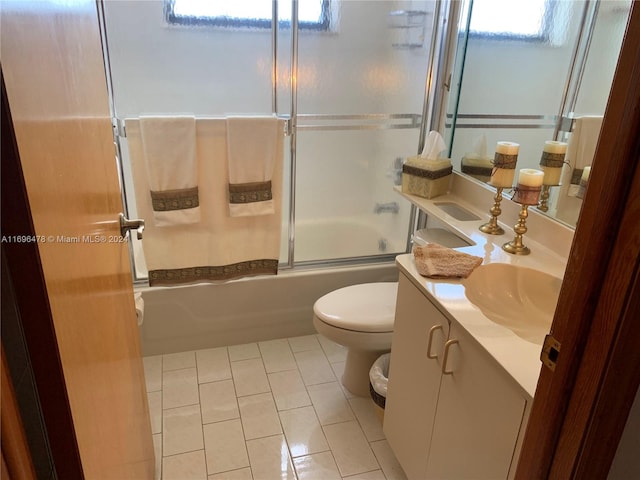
[
  {"x1": 412, "y1": 227, "x2": 473, "y2": 249},
  {"x1": 434, "y1": 202, "x2": 481, "y2": 221},
  {"x1": 462, "y1": 263, "x2": 562, "y2": 344}
]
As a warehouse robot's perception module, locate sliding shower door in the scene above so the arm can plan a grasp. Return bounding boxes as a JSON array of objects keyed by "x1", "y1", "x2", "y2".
[
  {"x1": 101, "y1": 0, "x2": 438, "y2": 277},
  {"x1": 103, "y1": 0, "x2": 288, "y2": 280},
  {"x1": 293, "y1": 1, "x2": 435, "y2": 263}
]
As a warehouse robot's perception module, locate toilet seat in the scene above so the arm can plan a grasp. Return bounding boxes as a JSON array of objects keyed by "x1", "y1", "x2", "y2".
[{"x1": 313, "y1": 282, "x2": 397, "y2": 333}]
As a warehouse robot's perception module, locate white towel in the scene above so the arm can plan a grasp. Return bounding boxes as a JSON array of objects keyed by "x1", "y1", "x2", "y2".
[
  {"x1": 127, "y1": 119, "x2": 285, "y2": 286},
  {"x1": 140, "y1": 115, "x2": 200, "y2": 226},
  {"x1": 226, "y1": 116, "x2": 280, "y2": 217},
  {"x1": 565, "y1": 115, "x2": 603, "y2": 196},
  {"x1": 555, "y1": 115, "x2": 603, "y2": 225}
]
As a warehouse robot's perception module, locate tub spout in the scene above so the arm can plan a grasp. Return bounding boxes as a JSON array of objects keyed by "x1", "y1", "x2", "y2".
[{"x1": 374, "y1": 202, "x2": 400, "y2": 214}]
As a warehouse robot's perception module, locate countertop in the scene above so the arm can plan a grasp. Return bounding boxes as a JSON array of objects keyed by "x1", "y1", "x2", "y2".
[{"x1": 395, "y1": 185, "x2": 570, "y2": 399}]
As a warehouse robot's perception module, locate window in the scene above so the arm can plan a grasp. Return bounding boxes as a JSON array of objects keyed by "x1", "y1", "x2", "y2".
[
  {"x1": 166, "y1": 0, "x2": 332, "y2": 31},
  {"x1": 464, "y1": 0, "x2": 556, "y2": 41}
]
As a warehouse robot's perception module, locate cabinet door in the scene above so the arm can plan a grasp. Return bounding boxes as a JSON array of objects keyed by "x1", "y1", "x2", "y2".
[
  {"x1": 384, "y1": 274, "x2": 450, "y2": 480},
  {"x1": 426, "y1": 323, "x2": 527, "y2": 480}
]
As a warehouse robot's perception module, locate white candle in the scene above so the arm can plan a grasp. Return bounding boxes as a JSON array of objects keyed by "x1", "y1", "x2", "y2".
[
  {"x1": 543, "y1": 141, "x2": 568, "y2": 154},
  {"x1": 518, "y1": 169, "x2": 544, "y2": 187},
  {"x1": 540, "y1": 141, "x2": 567, "y2": 186},
  {"x1": 491, "y1": 141, "x2": 519, "y2": 187},
  {"x1": 496, "y1": 141, "x2": 520, "y2": 155},
  {"x1": 541, "y1": 166, "x2": 563, "y2": 186},
  {"x1": 581, "y1": 166, "x2": 591, "y2": 182},
  {"x1": 489, "y1": 168, "x2": 516, "y2": 188}
]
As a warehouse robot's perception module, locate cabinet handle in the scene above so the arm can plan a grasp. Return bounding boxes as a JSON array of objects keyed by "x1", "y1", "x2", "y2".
[
  {"x1": 442, "y1": 339, "x2": 459, "y2": 375},
  {"x1": 426, "y1": 324, "x2": 443, "y2": 359}
]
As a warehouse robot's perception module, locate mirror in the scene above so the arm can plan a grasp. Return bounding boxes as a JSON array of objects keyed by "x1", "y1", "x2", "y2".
[{"x1": 444, "y1": 0, "x2": 633, "y2": 227}]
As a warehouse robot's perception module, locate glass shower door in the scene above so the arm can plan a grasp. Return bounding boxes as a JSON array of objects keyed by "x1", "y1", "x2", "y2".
[
  {"x1": 293, "y1": 0, "x2": 436, "y2": 263},
  {"x1": 101, "y1": 0, "x2": 440, "y2": 276}
]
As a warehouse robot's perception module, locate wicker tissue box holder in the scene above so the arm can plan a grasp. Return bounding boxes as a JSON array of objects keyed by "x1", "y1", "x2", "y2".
[
  {"x1": 401, "y1": 157, "x2": 452, "y2": 199},
  {"x1": 461, "y1": 155, "x2": 493, "y2": 183}
]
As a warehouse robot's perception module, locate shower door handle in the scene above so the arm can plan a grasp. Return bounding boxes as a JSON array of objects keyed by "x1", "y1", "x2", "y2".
[{"x1": 119, "y1": 213, "x2": 145, "y2": 240}]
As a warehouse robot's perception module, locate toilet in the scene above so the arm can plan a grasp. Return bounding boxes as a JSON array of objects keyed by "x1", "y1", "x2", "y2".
[{"x1": 313, "y1": 282, "x2": 398, "y2": 397}]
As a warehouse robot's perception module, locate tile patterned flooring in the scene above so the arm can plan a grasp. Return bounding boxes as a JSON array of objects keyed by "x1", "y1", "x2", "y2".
[{"x1": 143, "y1": 334, "x2": 407, "y2": 480}]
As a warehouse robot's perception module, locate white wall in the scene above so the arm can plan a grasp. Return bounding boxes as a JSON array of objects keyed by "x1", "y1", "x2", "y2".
[
  {"x1": 104, "y1": 0, "x2": 435, "y2": 261},
  {"x1": 574, "y1": 1, "x2": 631, "y2": 114}
]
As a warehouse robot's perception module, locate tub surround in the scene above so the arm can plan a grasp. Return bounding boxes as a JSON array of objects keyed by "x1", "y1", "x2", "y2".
[
  {"x1": 393, "y1": 172, "x2": 574, "y2": 397},
  {"x1": 138, "y1": 263, "x2": 399, "y2": 356},
  {"x1": 136, "y1": 217, "x2": 403, "y2": 357}
]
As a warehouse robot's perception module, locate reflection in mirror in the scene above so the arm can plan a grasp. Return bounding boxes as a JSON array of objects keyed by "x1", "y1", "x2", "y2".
[{"x1": 445, "y1": 0, "x2": 633, "y2": 228}]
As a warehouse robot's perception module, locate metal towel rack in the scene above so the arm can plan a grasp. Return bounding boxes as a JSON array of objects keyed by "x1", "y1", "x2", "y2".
[{"x1": 113, "y1": 113, "x2": 423, "y2": 138}]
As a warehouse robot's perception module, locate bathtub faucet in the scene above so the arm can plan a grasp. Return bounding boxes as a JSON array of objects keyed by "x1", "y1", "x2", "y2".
[{"x1": 374, "y1": 202, "x2": 400, "y2": 214}]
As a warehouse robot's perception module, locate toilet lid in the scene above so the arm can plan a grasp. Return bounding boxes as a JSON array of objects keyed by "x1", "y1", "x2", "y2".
[{"x1": 314, "y1": 282, "x2": 398, "y2": 333}]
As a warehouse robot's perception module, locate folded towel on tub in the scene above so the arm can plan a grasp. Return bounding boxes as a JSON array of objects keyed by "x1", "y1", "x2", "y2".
[
  {"x1": 140, "y1": 115, "x2": 200, "y2": 226},
  {"x1": 226, "y1": 116, "x2": 281, "y2": 217}
]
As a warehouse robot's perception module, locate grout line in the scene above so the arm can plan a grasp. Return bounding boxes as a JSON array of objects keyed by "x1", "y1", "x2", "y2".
[
  {"x1": 367, "y1": 440, "x2": 386, "y2": 477},
  {"x1": 161, "y1": 401, "x2": 200, "y2": 411},
  {"x1": 161, "y1": 448, "x2": 205, "y2": 460},
  {"x1": 209, "y1": 466, "x2": 254, "y2": 478},
  {"x1": 193, "y1": 350, "x2": 206, "y2": 475}
]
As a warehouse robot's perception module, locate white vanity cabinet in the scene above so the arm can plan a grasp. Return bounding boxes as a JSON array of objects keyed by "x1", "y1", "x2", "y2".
[
  {"x1": 384, "y1": 273, "x2": 451, "y2": 479},
  {"x1": 384, "y1": 272, "x2": 530, "y2": 480}
]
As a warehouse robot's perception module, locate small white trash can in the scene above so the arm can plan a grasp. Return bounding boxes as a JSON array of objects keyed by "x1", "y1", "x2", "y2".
[{"x1": 369, "y1": 353, "x2": 390, "y2": 424}]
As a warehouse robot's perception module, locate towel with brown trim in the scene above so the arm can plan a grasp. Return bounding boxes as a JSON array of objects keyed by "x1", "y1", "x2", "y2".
[
  {"x1": 226, "y1": 116, "x2": 280, "y2": 217},
  {"x1": 413, "y1": 243, "x2": 483, "y2": 279},
  {"x1": 140, "y1": 115, "x2": 200, "y2": 226}
]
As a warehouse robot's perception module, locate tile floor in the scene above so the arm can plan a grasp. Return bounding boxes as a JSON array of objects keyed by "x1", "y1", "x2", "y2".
[{"x1": 143, "y1": 334, "x2": 407, "y2": 480}]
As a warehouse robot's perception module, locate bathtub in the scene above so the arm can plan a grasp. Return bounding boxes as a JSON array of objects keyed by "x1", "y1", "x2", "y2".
[
  {"x1": 293, "y1": 217, "x2": 406, "y2": 262},
  {"x1": 136, "y1": 217, "x2": 405, "y2": 356},
  {"x1": 137, "y1": 262, "x2": 398, "y2": 356}
]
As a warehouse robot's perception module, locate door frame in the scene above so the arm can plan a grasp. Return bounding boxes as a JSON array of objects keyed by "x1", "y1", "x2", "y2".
[{"x1": 516, "y1": 4, "x2": 640, "y2": 477}]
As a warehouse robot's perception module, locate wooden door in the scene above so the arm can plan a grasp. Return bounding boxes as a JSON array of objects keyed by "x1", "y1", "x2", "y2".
[
  {"x1": 384, "y1": 273, "x2": 451, "y2": 480},
  {"x1": 426, "y1": 322, "x2": 527, "y2": 480},
  {"x1": 0, "y1": 1, "x2": 154, "y2": 478},
  {"x1": 515, "y1": 4, "x2": 640, "y2": 477}
]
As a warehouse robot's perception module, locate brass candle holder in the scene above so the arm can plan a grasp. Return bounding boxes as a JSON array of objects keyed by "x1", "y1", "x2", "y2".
[
  {"x1": 503, "y1": 184, "x2": 542, "y2": 255},
  {"x1": 480, "y1": 145, "x2": 518, "y2": 235},
  {"x1": 502, "y1": 203, "x2": 531, "y2": 255},
  {"x1": 537, "y1": 184, "x2": 551, "y2": 212},
  {"x1": 479, "y1": 187, "x2": 505, "y2": 235}
]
